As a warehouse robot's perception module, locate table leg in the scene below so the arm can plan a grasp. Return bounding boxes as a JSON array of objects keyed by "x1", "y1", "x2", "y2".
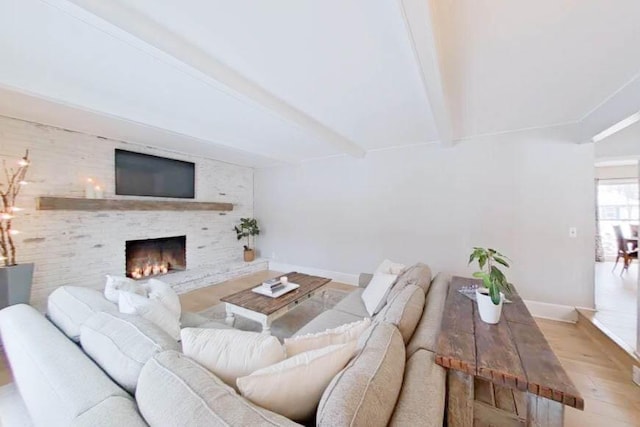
[
  {"x1": 527, "y1": 394, "x2": 563, "y2": 427},
  {"x1": 447, "y1": 370, "x2": 474, "y2": 427},
  {"x1": 225, "y1": 310, "x2": 235, "y2": 327},
  {"x1": 261, "y1": 318, "x2": 272, "y2": 335}
]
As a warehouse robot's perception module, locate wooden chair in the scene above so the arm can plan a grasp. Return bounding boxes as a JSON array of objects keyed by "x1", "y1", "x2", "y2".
[
  {"x1": 613, "y1": 225, "x2": 638, "y2": 274},
  {"x1": 630, "y1": 225, "x2": 639, "y2": 251}
]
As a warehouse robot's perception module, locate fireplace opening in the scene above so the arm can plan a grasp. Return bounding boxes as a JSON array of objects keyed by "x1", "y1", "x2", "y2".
[{"x1": 125, "y1": 236, "x2": 186, "y2": 279}]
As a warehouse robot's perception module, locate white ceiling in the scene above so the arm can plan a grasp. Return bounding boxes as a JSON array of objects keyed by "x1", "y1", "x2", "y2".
[
  {"x1": 0, "y1": 0, "x2": 639, "y2": 166},
  {"x1": 431, "y1": 0, "x2": 640, "y2": 139}
]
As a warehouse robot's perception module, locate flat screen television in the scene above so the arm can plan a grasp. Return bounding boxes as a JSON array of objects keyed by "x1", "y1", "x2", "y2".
[{"x1": 115, "y1": 149, "x2": 195, "y2": 199}]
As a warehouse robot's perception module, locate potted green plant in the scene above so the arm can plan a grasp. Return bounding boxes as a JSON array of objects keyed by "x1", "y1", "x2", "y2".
[
  {"x1": 1, "y1": 150, "x2": 34, "y2": 309},
  {"x1": 234, "y1": 218, "x2": 260, "y2": 262},
  {"x1": 468, "y1": 247, "x2": 513, "y2": 324}
]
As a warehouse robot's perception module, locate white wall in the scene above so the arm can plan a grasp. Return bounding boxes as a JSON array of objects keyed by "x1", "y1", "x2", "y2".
[
  {"x1": 0, "y1": 116, "x2": 256, "y2": 309},
  {"x1": 256, "y1": 128, "x2": 595, "y2": 308}
]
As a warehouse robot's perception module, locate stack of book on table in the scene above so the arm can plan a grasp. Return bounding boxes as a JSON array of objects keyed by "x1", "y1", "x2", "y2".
[{"x1": 261, "y1": 278, "x2": 285, "y2": 295}]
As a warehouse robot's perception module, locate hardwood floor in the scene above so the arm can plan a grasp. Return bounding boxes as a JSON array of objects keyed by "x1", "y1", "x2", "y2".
[
  {"x1": 537, "y1": 318, "x2": 640, "y2": 426},
  {"x1": 0, "y1": 347, "x2": 12, "y2": 386},
  {"x1": 594, "y1": 261, "x2": 637, "y2": 351},
  {"x1": 178, "y1": 270, "x2": 354, "y2": 312},
  {"x1": 0, "y1": 272, "x2": 638, "y2": 427}
]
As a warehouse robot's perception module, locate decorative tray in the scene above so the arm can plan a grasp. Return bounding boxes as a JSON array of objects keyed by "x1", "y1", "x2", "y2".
[{"x1": 252, "y1": 283, "x2": 300, "y2": 298}]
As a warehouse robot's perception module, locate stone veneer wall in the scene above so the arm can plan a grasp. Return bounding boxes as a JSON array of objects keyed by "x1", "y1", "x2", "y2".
[{"x1": 0, "y1": 115, "x2": 264, "y2": 309}]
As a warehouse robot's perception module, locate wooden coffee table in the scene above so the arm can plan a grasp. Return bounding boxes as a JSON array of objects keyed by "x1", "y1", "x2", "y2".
[
  {"x1": 220, "y1": 272, "x2": 332, "y2": 335},
  {"x1": 436, "y1": 276, "x2": 583, "y2": 426}
]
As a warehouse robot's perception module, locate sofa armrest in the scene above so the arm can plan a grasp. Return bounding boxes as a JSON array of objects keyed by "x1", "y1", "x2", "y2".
[{"x1": 358, "y1": 273, "x2": 374, "y2": 288}]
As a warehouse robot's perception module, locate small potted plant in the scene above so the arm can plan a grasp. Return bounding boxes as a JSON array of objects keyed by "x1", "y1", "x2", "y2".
[
  {"x1": 1, "y1": 150, "x2": 34, "y2": 308},
  {"x1": 234, "y1": 218, "x2": 260, "y2": 262},
  {"x1": 468, "y1": 247, "x2": 513, "y2": 324}
]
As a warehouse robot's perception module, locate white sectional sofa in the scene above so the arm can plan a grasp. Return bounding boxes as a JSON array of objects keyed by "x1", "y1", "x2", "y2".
[{"x1": 0, "y1": 263, "x2": 450, "y2": 426}]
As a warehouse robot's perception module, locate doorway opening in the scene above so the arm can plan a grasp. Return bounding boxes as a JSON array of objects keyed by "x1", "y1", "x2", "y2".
[{"x1": 594, "y1": 160, "x2": 639, "y2": 352}]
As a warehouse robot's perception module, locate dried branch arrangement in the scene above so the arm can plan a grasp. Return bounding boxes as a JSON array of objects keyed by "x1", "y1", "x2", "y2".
[{"x1": 0, "y1": 150, "x2": 30, "y2": 266}]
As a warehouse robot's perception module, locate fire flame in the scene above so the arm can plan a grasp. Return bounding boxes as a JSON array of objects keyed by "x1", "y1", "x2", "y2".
[{"x1": 130, "y1": 262, "x2": 169, "y2": 279}]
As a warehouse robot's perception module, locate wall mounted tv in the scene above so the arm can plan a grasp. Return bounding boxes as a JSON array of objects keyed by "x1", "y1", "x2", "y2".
[{"x1": 115, "y1": 149, "x2": 195, "y2": 199}]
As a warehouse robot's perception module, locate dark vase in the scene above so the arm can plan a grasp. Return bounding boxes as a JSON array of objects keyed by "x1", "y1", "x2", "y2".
[{"x1": 0, "y1": 263, "x2": 34, "y2": 309}]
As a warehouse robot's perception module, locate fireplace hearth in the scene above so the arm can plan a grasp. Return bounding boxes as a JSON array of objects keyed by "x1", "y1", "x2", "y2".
[{"x1": 125, "y1": 236, "x2": 186, "y2": 279}]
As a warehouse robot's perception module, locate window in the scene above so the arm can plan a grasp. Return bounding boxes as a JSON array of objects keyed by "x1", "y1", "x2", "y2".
[{"x1": 597, "y1": 180, "x2": 639, "y2": 257}]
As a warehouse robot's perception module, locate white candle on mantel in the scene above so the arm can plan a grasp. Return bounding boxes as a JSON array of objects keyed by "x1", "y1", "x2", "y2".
[
  {"x1": 85, "y1": 178, "x2": 96, "y2": 199},
  {"x1": 94, "y1": 185, "x2": 104, "y2": 199}
]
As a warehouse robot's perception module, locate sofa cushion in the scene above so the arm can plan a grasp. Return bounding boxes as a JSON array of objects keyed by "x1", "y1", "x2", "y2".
[
  {"x1": 388, "y1": 350, "x2": 445, "y2": 427},
  {"x1": 293, "y1": 309, "x2": 363, "y2": 337},
  {"x1": 0, "y1": 304, "x2": 144, "y2": 427},
  {"x1": 118, "y1": 291, "x2": 181, "y2": 340},
  {"x1": 284, "y1": 318, "x2": 371, "y2": 356},
  {"x1": 237, "y1": 341, "x2": 357, "y2": 422},
  {"x1": 136, "y1": 351, "x2": 301, "y2": 427},
  {"x1": 80, "y1": 311, "x2": 179, "y2": 394},
  {"x1": 387, "y1": 263, "x2": 432, "y2": 302},
  {"x1": 181, "y1": 328, "x2": 286, "y2": 389},
  {"x1": 332, "y1": 288, "x2": 369, "y2": 318},
  {"x1": 375, "y1": 285, "x2": 425, "y2": 344},
  {"x1": 47, "y1": 286, "x2": 118, "y2": 342},
  {"x1": 406, "y1": 273, "x2": 450, "y2": 356},
  {"x1": 316, "y1": 322, "x2": 405, "y2": 427},
  {"x1": 70, "y1": 395, "x2": 147, "y2": 427}
]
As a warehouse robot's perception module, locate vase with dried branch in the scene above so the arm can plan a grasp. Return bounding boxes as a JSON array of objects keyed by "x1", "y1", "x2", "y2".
[
  {"x1": 0, "y1": 150, "x2": 34, "y2": 308},
  {"x1": 1, "y1": 150, "x2": 30, "y2": 266}
]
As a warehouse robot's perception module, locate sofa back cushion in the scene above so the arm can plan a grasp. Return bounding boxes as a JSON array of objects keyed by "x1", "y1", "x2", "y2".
[
  {"x1": 375, "y1": 285, "x2": 425, "y2": 344},
  {"x1": 406, "y1": 273, "x2": 450, "y2": 356},
  {"x1": 316, "y1": 323, "x2": 405, "y2": 427},
  {"x1": 0, "y1": 304, "x2": 143, "y2": 427},
  {"x1": 80, "y1": 311, "x2": 179, "y2": 394},
  {"x1": 47, "y1": 286, "x2": 118, "y2": 342},
  {"x1": 387, "y1": 263, "x2": 432, "y2": 302},
  {"x1": 136, "y1": 351, "x2": 300, "y2": 427},
  {"x1": 389, "y1": 349, "x2": 446, "y2": 427}
]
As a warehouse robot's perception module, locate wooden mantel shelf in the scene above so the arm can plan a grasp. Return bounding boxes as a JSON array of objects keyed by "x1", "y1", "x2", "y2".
[{"x1": 36, "y1": 197, "x2": 233, "y2": 212}]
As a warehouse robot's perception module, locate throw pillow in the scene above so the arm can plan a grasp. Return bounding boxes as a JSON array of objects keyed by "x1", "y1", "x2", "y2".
[
  {"x1": 237, "y1": 341, "x2": 357, "y2": 422},
  {"x1": 375, "y1": 259, "x2": 406, "y2": 275},
  {"x1": 104, "y1": 275, "x2": 145, "y2": 304},
  {"x1": 284, "y1": 318, "x2": 372, "y2": 357},
  {"x1": 118, "y1": 291, "x2": 180, "y2": 340},
  {"x1": 360, "y1": 272, "x2": 398, "y2": 316},
  {"x1": 144, "y1": 278, "x2": 181, "y2": 319},
  {"x1": 181, "y1": 328, "x2": 286, "y2": 389}
]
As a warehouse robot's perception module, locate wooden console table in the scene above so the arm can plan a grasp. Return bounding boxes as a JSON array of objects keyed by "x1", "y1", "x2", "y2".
[{"x1": 436, "y1": 276, "x2": 583, "y2": 426}]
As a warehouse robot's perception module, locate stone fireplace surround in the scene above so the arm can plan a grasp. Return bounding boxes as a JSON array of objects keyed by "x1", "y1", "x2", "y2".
[{"x1": 1, "y1": 116, "x2": 267, "y2": 309}]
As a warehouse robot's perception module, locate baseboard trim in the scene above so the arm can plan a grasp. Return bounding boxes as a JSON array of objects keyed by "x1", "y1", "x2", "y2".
[
  {"x1": 524, "y1": 300, "x2": 578, "y2": 323},
  {"x1": 268, "y1": 261, "x2": 359, "y2": 286},
  {"x1": 268, "y1": 262, "x2": 580, "y2": 321}
]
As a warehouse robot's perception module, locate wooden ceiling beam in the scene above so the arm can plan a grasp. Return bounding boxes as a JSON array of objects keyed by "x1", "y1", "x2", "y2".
[
  {"x1": 397, "y1": 0, "x2": 454, "y2": 146},
  {"x1": 66, "y1": 0, "x2": 366, "y2": 159}
]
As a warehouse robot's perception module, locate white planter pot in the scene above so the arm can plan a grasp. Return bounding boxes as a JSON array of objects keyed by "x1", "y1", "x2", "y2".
[{"x1": 476, "y1": 288, "x2": 504, "y2": 324}]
